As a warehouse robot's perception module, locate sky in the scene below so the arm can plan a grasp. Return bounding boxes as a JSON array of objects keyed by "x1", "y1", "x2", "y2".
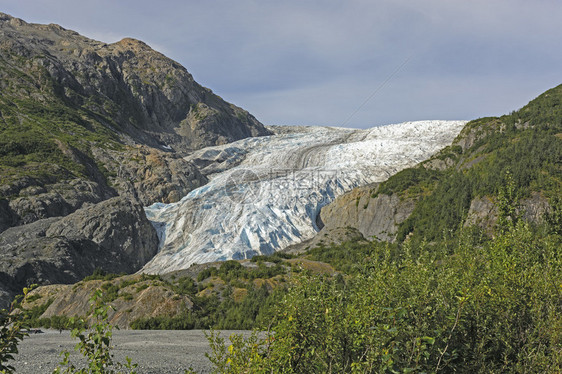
[{"x1": 0, "y1": 1, "x2": 561, "y2": 128}]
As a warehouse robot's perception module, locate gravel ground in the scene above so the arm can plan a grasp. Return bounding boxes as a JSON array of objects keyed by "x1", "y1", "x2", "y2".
[{"x1": 13, "y1": 329, "x2": 250, "y2": 373}]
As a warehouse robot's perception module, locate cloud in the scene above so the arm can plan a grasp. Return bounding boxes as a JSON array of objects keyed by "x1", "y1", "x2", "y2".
[{"x1": 0, "y1": 0, "x2": 560, "y2": 128}]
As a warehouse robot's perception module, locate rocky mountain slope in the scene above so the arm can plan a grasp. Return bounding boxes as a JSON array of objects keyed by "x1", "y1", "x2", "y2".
[
  {"x1": 0, "y1": 13, "x2": 270, "y2": 306},
  {"x1": 316, "y1": 84, "x2": 562, "y2": 244}
]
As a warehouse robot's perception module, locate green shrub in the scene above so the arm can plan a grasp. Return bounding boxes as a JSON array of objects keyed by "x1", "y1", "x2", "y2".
[
  {"x1": 82, "y1": 269, "x2": 126, "y2": 282},
  {"x1": 174, "y1": 277, "x2": 198, "y2": 296},
  {"x1": 0, "y1": 286, "x2": 34, "y2": 373},
  {"x1": 197, "y1": 268, "x2": 216, "y2": 282},
  {"x1": 205, "y1": 223, "x2": 562, "y2": 372},
  {"x1": 54, "y1": 289, "x2": 138, "y2": 373}
]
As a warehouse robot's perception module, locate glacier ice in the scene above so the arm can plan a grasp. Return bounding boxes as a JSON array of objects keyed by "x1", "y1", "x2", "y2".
[{"x1": 141, "y1": 120, "x2": 467, "y2": 274}]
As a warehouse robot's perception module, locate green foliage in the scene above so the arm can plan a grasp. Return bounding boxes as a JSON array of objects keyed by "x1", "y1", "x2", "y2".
[
  {"x1": 23, "y1": 297, "x2": 54, "y2": 324},
  {"x1": 130, "y1": 259, "x2": 292, "y2": 331},
  {"x1": 395, "y1": 122, "x2": 562, "y2": 243},
  {"x1": 97, "y1": 278, "x2": 139, "y2": 303},
  {"x1": 82, "y1": 269, "x2": 126, "y2": 282},
  {"x1": 130, "y1": 284, "x2": 282, "y2": 331},
  {"x1": 0, "y1": 286, "x2": 34, "y2": 373},
  {"x1": 174, "y1": 277, "x2": 198, "y2": 296},
  {"x1": 496, "y1": 170, "x2": 520, "y2": 232},
  {"x1": 197, "y1": 268, "x2": 216, "y2": 282},
  {"x1": 54, "y1": 289, "x2": 138, "y2": 374},
  {"x1": 307, "y1": 240, "x2": 395, "y2": 275},
  {"x1": 504, "y1": 83, "x2": 562, "y2": 127},
  {"x1": 205, "y1": 223, "x2": 562, "y2": 372},
  {"x1": 250, "y1": 252, "x2": 295, "y2": 263},
  {"x1": 100, "y1": 282, "x2": 120, "y2": 303},
  {"x1": 373, "y1": 167, "x2": 442, "y2": 199},
  {"x1": 545, "y1": 196, "x2": 562, "y2": 235},
  {"x1": 197, "y1": 260, "x2": 287, "y2": 283},
  {"x1": 202, "y1": 330, "x2": 267, "y2": 374},
  {"x1": 37, "y1": 315, "x2": 86, "y2": 331}
]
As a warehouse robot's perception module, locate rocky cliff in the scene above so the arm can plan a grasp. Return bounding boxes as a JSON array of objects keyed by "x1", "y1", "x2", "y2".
[
  {"x1": 317, "y1": 183, "x2": 416, "y2": 243},
  {"x1": 0, "y1": 197, "x2": 158, "y2": 307},
  {"x1": 0, "y1": 12, "x2": 270, "y2": 221},
  {"x1": 0, "y1": 12, "x2": 270, "y2": 306}
]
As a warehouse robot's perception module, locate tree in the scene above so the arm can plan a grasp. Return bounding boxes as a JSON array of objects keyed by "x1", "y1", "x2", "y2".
[
  {"x1": 54, "y1": 289, "x2": 137, "y2": 374},
  {"x1": 0, "y1": 286, "x2": 34, "y2": 373},
  {"x1": 496, "y1": 170, "x2": 520, "y2": 233}
]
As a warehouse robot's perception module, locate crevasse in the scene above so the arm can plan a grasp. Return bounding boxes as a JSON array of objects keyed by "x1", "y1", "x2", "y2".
[{"x1": 141, "y1": 120, "x2": 466, "y2": 274}]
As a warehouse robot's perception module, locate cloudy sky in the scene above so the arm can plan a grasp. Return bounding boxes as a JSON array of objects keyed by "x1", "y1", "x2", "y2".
[{"x1": 1, "y1": 1, "x2": 561, "y2": 128}]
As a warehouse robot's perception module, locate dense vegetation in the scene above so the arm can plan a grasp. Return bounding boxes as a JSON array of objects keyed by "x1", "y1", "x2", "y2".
[
  {"x1": 374, "y1": 85, "x2": 562, "y2": 244},
  {"x1": 129, "y1": 257, "x2": 293, "y2": 330},
  {"x1": 206, "y1": 219, "x2": 562, "y2": 373}
]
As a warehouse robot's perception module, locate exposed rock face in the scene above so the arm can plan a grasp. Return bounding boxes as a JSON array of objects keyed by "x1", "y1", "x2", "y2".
[
  {"x1": 0, "y1": 12, "x2": 269, "y2": 305},
  {"x1": 0, "y1": 197, "x2": 158, "y2": 305},
  {"x1": 464, "y1": 192, "x2": 551, "y2": 234},
  {"x1": 90, "y1": 145, "x2": 207, "y2": 205},
  {"x1": 0, "y1": 199, "x2": 18, "y2": 233},
  {"x1": 21, "y1": 275, "x2": 192, "y2": 329},
  {"x1": 5, "y1": 179, "x2": 114, "y2": 227},
  {"x1": 318, "y1": 184, "x2": 416, "y2": 243},
  {"x1": 46, "y1": 197, "x2": 159, "y2": 266},
  {"x1": 0, "y1": 12, "x2": 269, "y2": 229},
  {"x1": 521, "y1": 192, "x2": 551, "y2": 223},
  {"x1": 464, "y1": 196, "x2": 497, "y2": 233},
  {"x1": 0, "y1": 13, "x2": 270, "y2": 153}
]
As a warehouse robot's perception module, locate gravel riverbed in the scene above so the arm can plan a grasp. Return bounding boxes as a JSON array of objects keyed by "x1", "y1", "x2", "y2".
[{"x1": 13, "y1": 329, "x2": 249, "y2": 373}]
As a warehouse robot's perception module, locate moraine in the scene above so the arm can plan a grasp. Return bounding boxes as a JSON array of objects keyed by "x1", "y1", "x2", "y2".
[{"x1": 141, "y1": 120, "x2": 466, "y2": 274}]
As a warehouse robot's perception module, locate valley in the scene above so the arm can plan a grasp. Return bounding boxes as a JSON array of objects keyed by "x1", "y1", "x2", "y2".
[
  {"x1": 142, "y1": 120, "x2": 466, "y2": 273},
  {"x1": 0, "y1": 10, "x2": 561, "y2": 373}
]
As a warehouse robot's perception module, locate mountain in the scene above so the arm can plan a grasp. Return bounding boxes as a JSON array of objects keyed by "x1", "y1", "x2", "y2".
[
  {"x1": 0, "y1": 13, "x2": 270, "y2": 306},
  {"x1": 317, "y1": 84, "x2": 562, "y2": 244},
  {"x1": 0, "y1": 12, "x2": 269, "y2": 218},
  {"x1": 19, "y1": 84, "x2": 561, "y2": 333}
]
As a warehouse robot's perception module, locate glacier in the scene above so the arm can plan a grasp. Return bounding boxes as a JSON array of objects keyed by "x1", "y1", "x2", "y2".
[{"x1": 141, "y1": 120, "x2": 467, "y2": 274}]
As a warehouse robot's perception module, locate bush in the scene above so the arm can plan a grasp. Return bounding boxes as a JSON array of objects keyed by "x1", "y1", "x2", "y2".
[
  {"x1": 54, "y1": 289, "x2": 138, "y2": 373},
  {"x1": 0, "y1": 286, "x2": 34, "y2": 373},
  {"x1": 174, "y1": 277, "x2": 198, "y2": 296},
  {"x1": 205, "y1": 222, "x2": 562, "y2": 372},
  {"x1": 82, "y1": 269, "x2": 126, "y2": 282}
]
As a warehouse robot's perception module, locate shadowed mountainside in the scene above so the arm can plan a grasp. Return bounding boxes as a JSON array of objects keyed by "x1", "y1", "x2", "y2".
[{"x1": 0, "y1": 12, "x2": 270, "y2": 306}]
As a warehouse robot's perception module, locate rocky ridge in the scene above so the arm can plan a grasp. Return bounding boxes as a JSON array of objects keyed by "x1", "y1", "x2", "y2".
[
  {"x1": 0, "y1": 197, "x2": 158, "y2": 306},
  {"x1": 0, "y1": 13, "x2": 269, "y2": 306}
]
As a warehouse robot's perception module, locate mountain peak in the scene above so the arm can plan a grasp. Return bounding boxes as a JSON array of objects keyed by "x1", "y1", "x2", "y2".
[
  {"x1": 0, "y1": 12, "x2": 13, "y2": 20},
  {"x1": 115, "y1": 37, "x2": 150, "y2": 50},
  {"x1": 0, "y1": 12, "x2": 27, "y2": 26}
]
